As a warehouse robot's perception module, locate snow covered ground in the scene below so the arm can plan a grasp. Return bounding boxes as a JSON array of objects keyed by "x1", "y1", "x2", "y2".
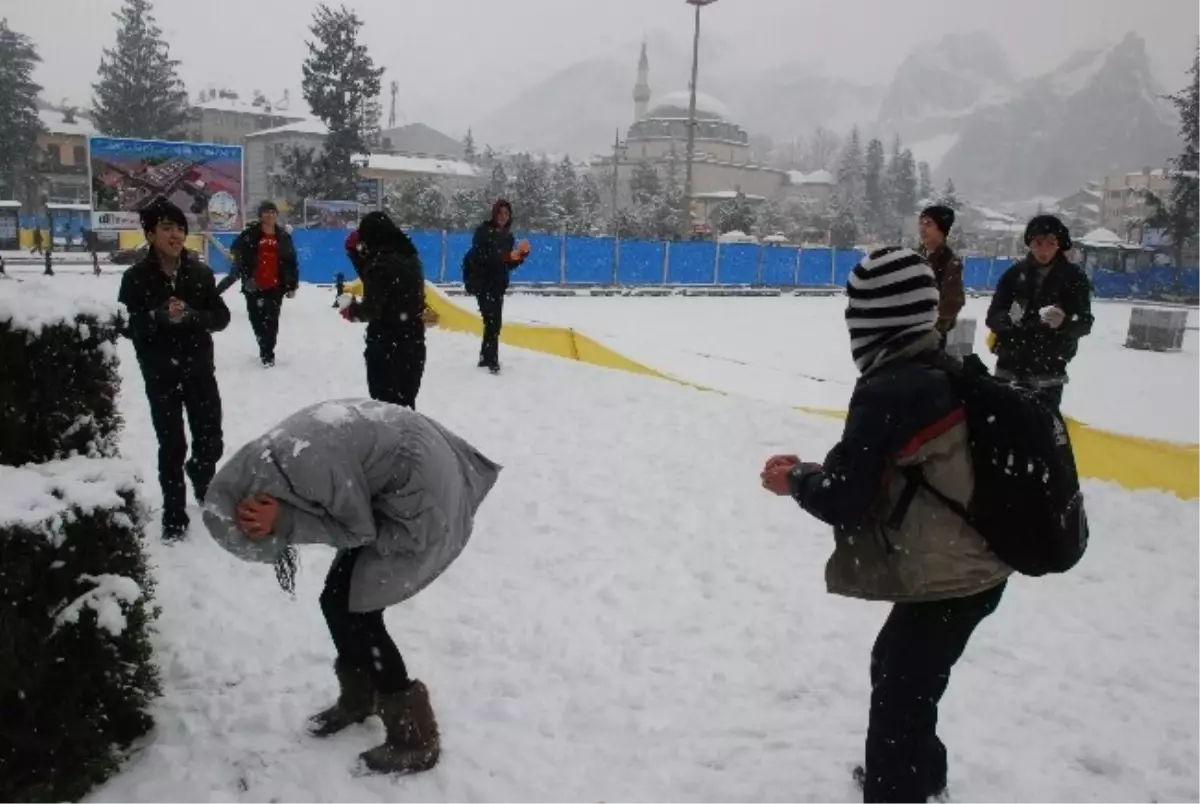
[
  {"x1": 11, "y1": 274, "x2": 1185, "y2": 803},
  {"x1": 503, "y1": 294, "x2": 1200, "y2": 444}
]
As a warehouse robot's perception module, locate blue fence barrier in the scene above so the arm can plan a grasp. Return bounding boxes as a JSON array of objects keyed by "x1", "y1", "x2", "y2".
[{"x1": 202, "y1": 229, "x2": 1198, "y2": 301}]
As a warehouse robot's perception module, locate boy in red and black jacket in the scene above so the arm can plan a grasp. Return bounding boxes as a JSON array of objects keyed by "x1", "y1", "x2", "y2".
[{"x1": 218, "y1": 201, "x2": 299, "y2": 367}]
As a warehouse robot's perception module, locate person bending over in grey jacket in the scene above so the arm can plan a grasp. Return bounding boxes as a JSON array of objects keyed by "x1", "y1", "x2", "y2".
[{"x1": 201, "y1": 398, "x2": 502, "y2": 775}]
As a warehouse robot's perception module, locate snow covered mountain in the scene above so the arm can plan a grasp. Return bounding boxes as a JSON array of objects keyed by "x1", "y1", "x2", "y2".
[{"x1": 937, "y1": 33, "x2": 1179, "y2": 203}]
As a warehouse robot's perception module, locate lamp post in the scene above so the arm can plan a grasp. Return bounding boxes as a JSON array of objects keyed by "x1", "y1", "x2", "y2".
[{"x1": 681, "y1": 0, "x2": 718, "y2": 241}]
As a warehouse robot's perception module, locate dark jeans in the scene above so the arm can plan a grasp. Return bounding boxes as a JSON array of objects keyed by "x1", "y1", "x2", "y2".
[
  {"x1": 365, "y1": 337, "x2": 426, "y2": 410},
  {"x1": 144, "y1": 370, "x2": 224, "y2": 530},
  {"x1": 319, "y1": 547, "x2": 409, "y2": 694},
  {"x1": 863, "y1": 581, "x2": 1006, "y2": 803},
  {"x1": 245, "y1": 289, "x2": 284, "y2": 363},
  {"x1": 477, "y1": 289, "x2": 505, "y2": 368}
]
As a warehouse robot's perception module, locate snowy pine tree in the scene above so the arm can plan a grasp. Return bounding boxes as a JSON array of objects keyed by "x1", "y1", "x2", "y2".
[
  {"x1": 0, "y1": 20, "x2": 43, "y2": 200},
  {"x1": 278, "y1": 144, "x2": 324, "y2": 203},
  {"x1": 864, "y1": 137, "x2": 886, "y2": 236},
  {"x1": 576, "y1": 172, "x2": 603, "y2": 234},
  {"x1": 891, "y1": 148, "x2": 919, "y2": 237},
  {"x1": 487, "y1": 162, "x2": 508, "y2": 203},
  {"x1": 462, "y1": 129, "x2": 477, "y2": 164},
  {"x1": 835, "y1": 126, "x2": 866, "y2": 226},
  {"x1": 391, "y1": 177, "x2": 446, "y2": 230},
  {"x1": 938, "y1": 177, "x2": 963, "y2": 211},
  {"x1": 449, "y1": 187, "x2": 486, "y2": 230},
  {"x1": 918, "y1": 161, "x2": 935, "y2": 204},
  {"x1": 1146, "y1": 47, "x2": 1199, "y2": 279},
  {"x1": 91, "y1": 0, "x2": 190, "y2": 139},
  {"x1": 713, "y1": 191, "x2": 756, "y2": 235},
  {"x1": 510, "y1": 154, "x2": 553, "y2": 232},
  {"x1": 300, "y1": 3, "x2": 383, "y2": 200},
  {"x1": 549, "y1": 156, "x2": 579, "y2": 233}
]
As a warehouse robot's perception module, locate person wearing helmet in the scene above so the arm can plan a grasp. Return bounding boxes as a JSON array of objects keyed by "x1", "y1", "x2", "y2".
[{"x1": 984, "y1": 215, "x2": 1093, "y2": 410}]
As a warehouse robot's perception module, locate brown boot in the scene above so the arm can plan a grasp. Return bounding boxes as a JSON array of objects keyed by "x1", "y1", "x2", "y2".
[
  {"x1": 358, "y1": 679, "x2": 440, "y2": 774},
  {"x1": 308, "y1": 661, "x2": 375, "y2": 737}
]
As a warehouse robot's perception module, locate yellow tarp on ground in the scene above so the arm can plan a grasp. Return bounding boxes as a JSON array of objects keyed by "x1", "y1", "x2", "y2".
[{"x1": 348, "y1": 280, "x2": 1200, "y2": 500}]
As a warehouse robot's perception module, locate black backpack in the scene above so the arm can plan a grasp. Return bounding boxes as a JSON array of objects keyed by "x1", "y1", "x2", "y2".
[
  {"x1": 462, "y1": 249, "x2": 478, "y2": 296},
  {"x1": 909, "y1": 352, "x2": 1089, "y2": 576}
]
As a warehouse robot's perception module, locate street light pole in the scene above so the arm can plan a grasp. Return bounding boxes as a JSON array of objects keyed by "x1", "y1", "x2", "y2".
[
  {"x1": 681, "y1": 0, "x2": 716, "y2": 241},
  {"x1": 611, "y1": 127, "x2": 622, "y2": 237}
]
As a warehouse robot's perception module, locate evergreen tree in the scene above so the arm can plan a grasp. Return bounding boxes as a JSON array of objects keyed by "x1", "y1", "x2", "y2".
[
  {"x1": 835, "y1": 126, "x2": 866, "y2": 225},
  {"x1": 278, "y1": 145, "x2": 324, "y2": 202},
  {"x1": 300, "y1": 4, "x2": 384, "y2": 199},
  {"x1": 829, "y1": 207, "x2": 858, "y2": 248},
  {"x1": 91, "y1": 0, "x2": 190, "y2": 139},
  {"x1": 449, "y1": 187, "x2": 486, "y2": 230},
  {"x1": 628, "y1": 160, "x2": 661, "y2": 206},
  {"x1": 462, "y1": 129, "x2": 477, "y2": 164},
  {"x1": 576, "y1": 172, "x2": 603, "y2": 234},
  {"x1": 918, "y1": 161, "x2": 935, "y2": 203},
  {"x1": 1147, "y1": 46, "x2": 1199, "y2": 281},
  {"x1": 510, "y1": 153, "x2": 553, "y2": 231},
  {"x1": 549, "y1": 156, "x2": 579, "y2": 232},
  {"x1": 756, "y1": 197, "x2": 790, "y2": 237},
  {"x1": 713, "y1": 190, "x2": 756, "y2": 234},
  {"x1": 864, "y1": 137, "x2": 886, "y2": 236},
  {"x1": 391, "y1": 176, "x2": 446, "y2": 230},
  {"x1": 0, "y1": 19, "x2": 44, "y2": 199},
  {"x1": 486, "y1": 161, "x2": 508, "y2": 202},
  {"x1": 891, "y1": 148, "x2": 919, "y2": 237},
  {"x1": 937, "y1": 177, "x2": 963, "y2": 211}
]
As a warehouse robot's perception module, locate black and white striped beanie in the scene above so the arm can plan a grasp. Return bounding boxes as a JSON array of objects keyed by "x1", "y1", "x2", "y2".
[{"x1": 845, "y1": 246, "x2": 940, "y2": 372}]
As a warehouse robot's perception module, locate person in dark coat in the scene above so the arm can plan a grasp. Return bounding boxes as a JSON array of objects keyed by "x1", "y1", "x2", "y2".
[
  {"x1": 118, "y1": 197, "x2": 231, "y2": 540},
  {"x1": 217, "y1": 201, "x2": 300, "y2": 367},
  {"x1": 917, "y1": 205, "x2": 965, "y2": 336},
  {"x1": 760, "y1": 247, "x2": 1011, "y2": 804},
  {"x1": 465, "y1": 199, "x2": 527, "y2": 374},
  {"x1": 339, "y1": 212, "x2": 432, "y2": 409},
  {"x1": 985, "y1": 214, "x2": 1093, "y2": 410}
]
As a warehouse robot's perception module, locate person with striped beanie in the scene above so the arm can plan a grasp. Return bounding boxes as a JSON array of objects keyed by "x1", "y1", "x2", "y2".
[{"x1": 760, "y1": 246, "x2": 1011, "y2": 803}]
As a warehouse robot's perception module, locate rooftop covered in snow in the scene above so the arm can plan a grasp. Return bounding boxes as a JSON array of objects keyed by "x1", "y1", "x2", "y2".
[
  {"x1": 39, "y1": 108, "x2": 97, "y2": 137},
  {"x1": 359, "y1": 153, "x2": 482, "y2": 179}
]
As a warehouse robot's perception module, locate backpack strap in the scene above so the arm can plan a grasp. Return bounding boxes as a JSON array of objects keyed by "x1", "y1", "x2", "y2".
[{"x1": 887, "y1": 465, "x2": 973, "y2": 530}]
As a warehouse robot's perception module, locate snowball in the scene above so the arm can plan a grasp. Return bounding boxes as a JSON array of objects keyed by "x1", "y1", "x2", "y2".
[{"x1": 54, "y1": 573, "x2": 143, "y2": 637}]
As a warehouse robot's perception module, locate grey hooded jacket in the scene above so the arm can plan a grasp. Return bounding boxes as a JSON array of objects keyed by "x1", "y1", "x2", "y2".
[{"x1": 201, "y1": 399, "x2": 502, "y2": 612}]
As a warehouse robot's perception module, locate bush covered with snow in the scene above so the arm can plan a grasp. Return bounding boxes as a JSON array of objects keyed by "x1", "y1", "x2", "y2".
[
  {"x1": 0, "y1": 459, "x2": 160, "y2": 803},
  {"x1": 0, "y1": 278, "x2": 126, "y2": 466},
  {"x1": 0, "y1": 280, "x2": 158, "y2": 801}
]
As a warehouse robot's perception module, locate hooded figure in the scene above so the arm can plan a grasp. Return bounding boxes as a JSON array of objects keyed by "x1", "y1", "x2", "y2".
[
  {"x1": 759, "y1": 246, "x2": 1010, "y2": 803},
  {"x1": 202, "y1": 398, "x2": 502, "y2": 775},
  {"x1": 464, "y1": 199, "x2": 526, "y2": 373},
  {"x1": 985, "y1": 214, "x2": 1092, "y2": 409},
  {"x1": 340, "y1": 212, "x2": 433, "y2": 409}
]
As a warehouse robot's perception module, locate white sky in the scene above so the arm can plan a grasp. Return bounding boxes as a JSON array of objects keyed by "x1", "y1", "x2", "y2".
[{"x1": 5, "y1": 0, "x2": 1197, "y2": 135}]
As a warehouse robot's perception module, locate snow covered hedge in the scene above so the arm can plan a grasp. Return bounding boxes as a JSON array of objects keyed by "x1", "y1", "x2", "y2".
[
  {"x1": 0, "y1": 459, "x2": 160, "y2": 803},
  {"x1": 0, "y1": 279, "x2": 159, "y2": 802},
  {"x1": 0, "y1": 277, "x2": 125, "y2": 466}
]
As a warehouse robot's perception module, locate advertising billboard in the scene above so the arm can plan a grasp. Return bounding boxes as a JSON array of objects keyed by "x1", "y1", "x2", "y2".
[
  {"x1": 303, "y1": 199, "x2": 361, "y2": 230},
  {"x1": 89, "y1": 136, "x2": 244, "y2": 232}
]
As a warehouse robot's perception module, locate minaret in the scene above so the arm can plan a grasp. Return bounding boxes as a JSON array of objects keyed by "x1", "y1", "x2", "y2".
[{"x1": 633, "y1": 40, "x2": 651, "y2": 121}]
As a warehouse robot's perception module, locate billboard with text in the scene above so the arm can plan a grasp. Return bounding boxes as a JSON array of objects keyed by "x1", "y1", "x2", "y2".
[{"x1": 89, "y1": 136, "x2": 244, "y2": 232}]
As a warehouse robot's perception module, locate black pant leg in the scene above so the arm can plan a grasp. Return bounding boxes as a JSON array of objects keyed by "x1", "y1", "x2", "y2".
[
  {"x1": 365, "y1": 339, "x2": 425, "y2": 409},
  {"x1": 319, "y1": 547, "x2": 410, "y2": 692},
  {"x1": 477, "y1": 291, "x2": 504, "y2": 367},
  {"x1": 261, "y1": 291, "x2": 283, "y2": 362},
  {"x1": 181, "y1": 370, "x2": 224, "y2": 502},
  {"x1": 392, "y1": 342, "x2": 426, "y2": 410},
  {"x1": 863, "y1": 581, "x2": 1006, "y2": 803},
  {"x1": 144, "y1": 376, "x2": 188, "y2": 526}
]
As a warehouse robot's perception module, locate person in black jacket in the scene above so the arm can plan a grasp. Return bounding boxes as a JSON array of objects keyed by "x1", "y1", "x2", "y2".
[
  {"x1": 985, "y1": 215, "x2": 1093, "y2": 410},
  {"x1": 118, "y1": 197, "x2": 231, "y2": 540},
  {"x1": 465, "y1": 199, "x2": 526, "y2": 374},
  {"x1": 760, "y1": 247, "x2": 1010, "y2": 803},
  {"x1": 217, "y1": 201, "x2": 300, "y2": 367},
  {"x1": 339, "y1": 212, "x2": 432, "y2": 409}
]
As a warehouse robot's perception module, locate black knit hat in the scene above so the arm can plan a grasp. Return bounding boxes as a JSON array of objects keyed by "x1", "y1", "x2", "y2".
[
  {"x1": 139, "y1": 196, "x2": 188, "y2": 236},
  {"x1": 356, "y1": 211, "x2": 417, "y2": 257},
  {"x1": 845, "y1": 247, "x2": 940, "y2": 373},
  {"x1": 1024, "y1": 214, "x2": 1072, "y2": 251},
  {"x1": 258, "y1": 200, "x2": 279, "y2": 215},
  {"x1": 920, "y1": 205, "x2": 955, "y2": 237}
]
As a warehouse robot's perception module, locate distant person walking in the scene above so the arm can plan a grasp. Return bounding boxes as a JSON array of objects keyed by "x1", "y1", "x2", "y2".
[
  {"x1": 340, "y1": 212, "x2": 435, "y2": 409},
  {"x1": 118, "y1": 197, "x2": 230, "y2": 540},
  {"x1": 917, "y1": 205, "x2": 965, "y2": 340},
  {"x1": 985, "y1": 215, "x2": 1093, "y2": 410},
  {"x1": 463, "y1": 199, "x2": 528, "y2": 374},
  {"x1": 30, "y1": 226, "x2": 43, "y2": 255},
  {"x1": 218, "y1": 201, "x2": 299, "y2": 367}
]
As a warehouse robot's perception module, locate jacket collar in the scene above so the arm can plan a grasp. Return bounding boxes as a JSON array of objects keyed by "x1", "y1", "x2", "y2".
[{"x1": 861, "y1": 330, "x2": 942, "y2": 376}]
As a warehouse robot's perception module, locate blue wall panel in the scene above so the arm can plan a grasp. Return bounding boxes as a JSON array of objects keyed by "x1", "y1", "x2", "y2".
[
  {"x1": 442, "y1": 232, "x2": 473, "y2": 283},
  {"x1": 667, "y1": 241, "x2": 717, "y2": 284},
  {"x1": 985, "y1": 258, "x2": 1014, "y2": 290},
  {"x1": 761, "y1": 247, "x2": 798, "y2": 286},
  {"x1": 833, "y1": 249, "x2": 864, "y2": 287},
  {"x1": 565, "y1": 236, "x2": 614, "y2": 284},
  {"x1": 616, "y1": 239, "x2": 664, "y2": 285},
  {"x1": 409, "y1": 230, "x2": 443, "y2": 280},
  {"x1": 718, "y1": 244, "x2": 759, "y2": 285},
  {"x1": 962, "y1": 256, "x2": 990, "y2": 291},
  {"x1": 798, "y1": 248, "x2": 833, "y2": 286},
  {"x1": 512, "y1": 233, "x2": 561, "y2": 284}
]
